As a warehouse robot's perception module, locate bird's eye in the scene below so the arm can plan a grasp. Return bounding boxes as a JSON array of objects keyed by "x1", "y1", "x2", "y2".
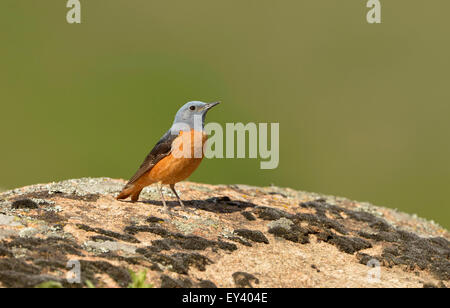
[{"x1": 189, "y1": 106, "x2": 196, "y2": 111}]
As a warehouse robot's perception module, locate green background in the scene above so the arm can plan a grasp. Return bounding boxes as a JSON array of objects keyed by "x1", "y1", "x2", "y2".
[{"x1": 1, "y1": 1, "x2": 449, "y2": 228}]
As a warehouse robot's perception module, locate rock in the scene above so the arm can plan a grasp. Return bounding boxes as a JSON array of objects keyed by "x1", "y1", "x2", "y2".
[
  {"x1": 232, "y1": 271, "x2": 260, "y2": 288},
  {"x1": 233, "y1": 229, "x2": 269, "y2": 244},
  {"x1": 267, "y1": 217, "x2": 294, "y2": 230},
  {"x1": 19, "y1": 228, "x2": 39, "y2": 238},
  {"x1": 160, "y1": 274, "x2": 193, "y2": 288},
  {"x1": 83, "y1": 240, "x2": 138, "y2": 254},
  {"x1": 0, "y1": 177, "x2": 448, "y2": 288},
  {"x1": 0, "y1": 215, "x2": 22, "y2": 227},
  {"x1": 241, "y1": 211, "x2": 256, "y2": 221}
]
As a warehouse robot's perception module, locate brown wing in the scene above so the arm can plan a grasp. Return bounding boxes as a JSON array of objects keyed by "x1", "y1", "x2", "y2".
[{"x1": 125, "y1": 130, "x2": 178, "y2": 187}]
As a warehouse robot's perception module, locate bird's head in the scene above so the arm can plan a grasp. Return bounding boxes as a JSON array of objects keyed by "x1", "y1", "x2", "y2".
[{"x1": 171, "y1": 101, "x2": 220, "y2": 133}]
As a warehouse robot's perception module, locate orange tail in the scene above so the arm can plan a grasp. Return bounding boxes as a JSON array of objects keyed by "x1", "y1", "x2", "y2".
[{"x1": 116, "y1": 184, "x2": 143, "y2": 202}]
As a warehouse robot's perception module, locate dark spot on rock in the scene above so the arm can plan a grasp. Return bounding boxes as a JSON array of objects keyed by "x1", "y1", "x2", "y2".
[
  {"x1": 137, "y1": 248, "x2": 213, "y2": 275},
  {"x1": 206, "y1": 196, "x2": 231, "y2": 203},
  {"x1": 197, "y1": 280, "x2": 217, "y2": 288},
  {"x1": 358, "y1": 231, "x2": 399, "y2": 242},
  {"x1": 0, "y1": 257, "x2": 74, "y2": 287},
  {"x1": 311, "y1": 264, "x2": 320, "y2": 272},
  {"x1": 198, "y1": 196, "x2": 255, "y2": 213},
  {"x1": 52, "y1": 224, "x2": 64, "y2": 231},
  {"x1": 128, "y1": 224, "x2": 237, "y2": 253},
  {"x1": 11, "y1": 199, "x2": 38, "y2": 209},
  {"x1": 0, "y1": 247, "x2": 13, "y2": 257},
  {"x1": 0, "y1": 258, "x2": 40, "y2": 275},
  {"x1": 79, "y1": 260, "x2": 131, "y2": 287},
  {"x1": 369, "y1": 220, "x2": 393, "y2": 232},
  {"x1": 241, "y1": 211, "x2": 256, "y2": 221},
  {"x1": 36, "y1": 211, "x2": 65, "y2": 224},
  {"x1": 124, "y1": 225, "x2": 169, "y2": 237},
  {"x1": 165, "y1": 196, "x2": 258, "y2": 214},
  {"x1": 150, "y1": 240, "x2": 173, "y2": 252},
  {"x1": 98, "y1": 252, "x2": 143, "y2": 266},
  {"x1": 357, "y1": 229, "x2": 450, "y2": 280},
  {"x1": 76, "y1": 224, "x2": 140, "y2": 243},
  {"x1": 268, "y1": 225, "x2": 310, "y2": 244},
  {"x1": 171, "y1": 252, "x2": 212, "y2": 271},
  {"x1": 141, "y1": 252, "x2": 189, "y2": 274},
  {"x1": 234, "y1": 229, "x2": 269, "y2": 244},
  {"x1": 232, "y1": 272, "x2": 259, "y2": 288},
  {"x1": 175, "y1": 237, "x2": 212, "y2": 250},
  {"x1": 254, "y1": 206, "x2": 293, "y2": 221},
  {"x1": 429, "y1": 237, "x2": 450, "y2": 250},
  {"x1": 0, "y1": 271, "x2": 64, "y2": 288},
  {"x1": 299, "y1": 200, "x2": 344, "y2": 219},
  {"x1": 216, "y1": 239, "x2": 238, "y2": 252},
  {"x1": 356, "y1": 253, "x2": 381, "y2": 266},
  {"x1": 423, "y1": 282, "x2": 438, "y2": 288},
  {"x1": 90, "y1": 235, "x2": 116, "y2": 242},
  {"x1": 3, "y1": 236, "x2": 84, "y2": 259},
  {"x1": 160, "y1": 274, "x2": 193, "y2": 288},
  {"x1": 146, "y1": 216, "x2": 165, "y2": 223},
  {"x1": 33, "y1": 259, "x2": 67, "y2": 269},
  {"x1": 136, "y1": 246, "x2": 163, "y2": 255},
  {"x1": 295, "y1": 213, "x2": 348, "y2": 235},
  {"x1": 317, "y1": 231, "x2": 372, "y2": 254},
  {"x1": 225, "y1": 236, "x2": 253, "y2": 247},
  {"x1": 75, "y1": 224, "x2": 97, "y2": 232},
  {"x1": 396, "y1": 229, "x2": 420, "y2": 242},
  {"x1": 344, "y1": 209, "x2": 379, "y2": 223},
  {"x1": 149, "y1": 263, "x2": 163, "y2": 272},
  {"x1": 152, "y1": 236, "x2": 218, "y2": 252}
]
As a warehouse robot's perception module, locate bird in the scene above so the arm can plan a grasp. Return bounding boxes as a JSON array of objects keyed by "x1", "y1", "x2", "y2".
[{"x1": 116, "y1": 101, "x2": 220, "y2": 213}]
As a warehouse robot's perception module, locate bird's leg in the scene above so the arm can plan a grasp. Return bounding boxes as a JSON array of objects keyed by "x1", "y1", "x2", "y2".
[
  {"x1": 169, "y1": 184, "x2": 185, "y2": 208},
  {"x1": 170, "y1": 184, "x2": 193, "y2": 213},
  {"x1": 157, "y1": 183, "x2": 171, "y2": 215}
]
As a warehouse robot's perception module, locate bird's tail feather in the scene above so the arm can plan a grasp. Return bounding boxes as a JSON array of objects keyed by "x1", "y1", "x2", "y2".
[{"x1": 116, "y1": 184, "x2": 143, "y2": 202}]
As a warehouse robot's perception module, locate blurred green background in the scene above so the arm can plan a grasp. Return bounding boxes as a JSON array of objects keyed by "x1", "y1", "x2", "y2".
[{"x1": 1, "y1": 1, "x2": 449, "y2": 228}]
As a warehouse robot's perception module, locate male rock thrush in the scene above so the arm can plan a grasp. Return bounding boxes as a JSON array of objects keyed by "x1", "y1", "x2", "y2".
[{"x1": 116, "y1": 101, "x2": 219, "y2": 213}]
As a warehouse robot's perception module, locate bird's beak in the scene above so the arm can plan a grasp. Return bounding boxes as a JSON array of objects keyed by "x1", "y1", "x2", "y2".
[{"x1": 203, "y1": 102, "x2": 220, "y2": 111}]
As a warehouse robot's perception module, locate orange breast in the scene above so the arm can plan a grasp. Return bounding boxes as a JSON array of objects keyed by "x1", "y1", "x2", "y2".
[{"x1": 148, "y1": 130, "x2": 207, "y2": 184}]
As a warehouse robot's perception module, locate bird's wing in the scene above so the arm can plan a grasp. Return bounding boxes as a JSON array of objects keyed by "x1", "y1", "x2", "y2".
[{"x1": 125, "y1": 130, "x2": 178, "y2": 187}]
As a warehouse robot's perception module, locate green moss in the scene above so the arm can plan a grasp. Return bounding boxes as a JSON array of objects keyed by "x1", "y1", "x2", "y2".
[
  {"x1": 128, "y1": 270, "x2": 153, "y2": 288},
  {"x1": 35, "y1": 281, "x2": 63, "y2": 288}
]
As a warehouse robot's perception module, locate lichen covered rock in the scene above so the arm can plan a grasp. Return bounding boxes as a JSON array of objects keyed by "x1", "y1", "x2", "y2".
[{"x1": 0, "y1": 178, "x2": 448, "y2": 288}]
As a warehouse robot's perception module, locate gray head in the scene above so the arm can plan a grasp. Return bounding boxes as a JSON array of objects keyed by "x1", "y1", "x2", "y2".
[{"x1": 170, "y1": 101, "x2": 219, "y2": 134}]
